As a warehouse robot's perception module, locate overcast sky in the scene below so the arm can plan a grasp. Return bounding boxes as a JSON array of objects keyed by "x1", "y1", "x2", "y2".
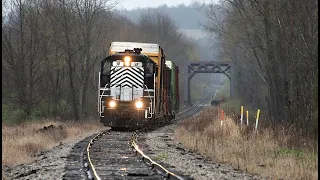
[
  {"x1": 117, "y1": 0, "x2": 217, "y2": 10},
  {"x1": 3, "y1": 0, "x2": 218, "y2": 12}
]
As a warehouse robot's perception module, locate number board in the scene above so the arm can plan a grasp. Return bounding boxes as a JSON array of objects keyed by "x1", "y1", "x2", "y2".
[
  {"x1": 131, "y1": 62, "x2": 142, "y2": 67},
  {"x1": 112, "y1": 61, "x2": 124, "y2": 66}
]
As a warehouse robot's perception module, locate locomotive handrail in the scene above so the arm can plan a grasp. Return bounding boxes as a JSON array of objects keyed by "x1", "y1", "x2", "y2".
[
  {"x1": 99, "y1": 83, "x2": 110, "y2": 116},
  {"x1": 144, "y1": 85, "x2": 154, "y2": 117},
  {"x1": 130, "y1": 132, "x2": 185, "y2": 180}
]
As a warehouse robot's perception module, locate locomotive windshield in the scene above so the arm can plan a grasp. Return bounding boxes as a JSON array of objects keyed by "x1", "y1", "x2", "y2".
[
  {"x1": 102, "y1": 54, "x2": 155, "y2": 73},
  {"x1": 100, "y1": 54, "x2": 156, "y2": 88}
]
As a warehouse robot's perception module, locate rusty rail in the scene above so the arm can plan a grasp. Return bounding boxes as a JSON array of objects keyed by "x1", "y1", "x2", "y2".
[{"x1": 130, "y1": 132, "x2": 185, "y2": 180}]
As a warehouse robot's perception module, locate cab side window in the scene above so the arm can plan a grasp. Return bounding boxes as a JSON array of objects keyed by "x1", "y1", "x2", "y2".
[
  {"x1": 100, "y1": 60, "x2": 111, "y2": 87},
  {"x1": 102, "y1": 61, "x2": 111, "y2": 75},
  {"x1": 145, "y1": 62, "x2": 154, "y2": 77}
]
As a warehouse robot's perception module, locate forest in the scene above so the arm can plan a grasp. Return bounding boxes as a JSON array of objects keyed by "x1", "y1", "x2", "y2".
[
  {"x1": 202, "y1": 0, "x2": 318, "y2": 137},
  {"x1": 2, "y1": 0, "x2": 197, "y2": 123}
]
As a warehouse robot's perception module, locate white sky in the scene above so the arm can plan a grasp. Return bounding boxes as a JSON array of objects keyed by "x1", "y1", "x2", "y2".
[
  {"x1": 2, "y1": 0, "x2": 218, "y2": 16},
  {"x1": 2, "y1": 0, "x2": 218, "y2": 13},
  {"x1": 117, "y1": 0, "x2": 217, "y2": 10}
]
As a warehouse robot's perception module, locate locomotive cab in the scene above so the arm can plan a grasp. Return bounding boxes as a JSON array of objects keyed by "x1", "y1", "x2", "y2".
[{"x1": 98, "y1": 49, "x2": 157, "y2": 129}]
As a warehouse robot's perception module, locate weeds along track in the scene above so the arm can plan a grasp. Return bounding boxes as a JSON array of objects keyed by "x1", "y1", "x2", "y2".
[{"x1": 63, "y1": 90, "x2": 216, "y2": 180}]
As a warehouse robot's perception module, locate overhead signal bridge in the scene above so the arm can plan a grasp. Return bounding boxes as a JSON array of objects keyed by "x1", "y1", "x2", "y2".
[{"x1": 184, "y1": 61, "x2": 235, "y2": 106}]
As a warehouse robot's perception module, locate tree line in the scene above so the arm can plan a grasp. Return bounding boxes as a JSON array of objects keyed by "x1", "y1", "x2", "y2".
[
  {"x1": 120, "y1": 2, "x2": 207, "y2": 30},
  {"x1": 202, "y1": 0, "x2": 318, "y2": 137},
  {"x1": 2, "y1": 0, "x2": 197, "y2": 123}
]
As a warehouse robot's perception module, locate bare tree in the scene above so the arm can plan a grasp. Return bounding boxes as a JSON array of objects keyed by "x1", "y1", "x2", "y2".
[
  {"x1": 2, "y1": 0, "x2": 48, "y2": 118},
  {"x1": 202, "y1": 0, "x2": 318, "y2": 137}
]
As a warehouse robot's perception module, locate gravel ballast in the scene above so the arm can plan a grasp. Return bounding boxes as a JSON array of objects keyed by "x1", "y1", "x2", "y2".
[
  {"x1": 3, "y1": 124, "x2": 263, "y2": 180},
  {"x1": 144, "y1": 124, "x2": 262, "y2": 180}
]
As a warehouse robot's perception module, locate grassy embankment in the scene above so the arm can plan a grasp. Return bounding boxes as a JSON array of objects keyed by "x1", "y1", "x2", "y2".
[
  {"x1": 2, "y1": 119, "x2": 106, "y2": 166},
  {"x1": 175, "y1": 82, "x2": 318, "y2": 179}
]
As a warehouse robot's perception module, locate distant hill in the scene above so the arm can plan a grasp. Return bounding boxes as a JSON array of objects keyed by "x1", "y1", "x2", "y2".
[
  {"x1": 179, "y1": 29, "x2": 208, "y2": 39},
  {"x1": 117, "y1": 2, "x2": 220, "y2": 60},
  {"x1": 119, "y1": 3, "x2": 208, "y2": 30}
]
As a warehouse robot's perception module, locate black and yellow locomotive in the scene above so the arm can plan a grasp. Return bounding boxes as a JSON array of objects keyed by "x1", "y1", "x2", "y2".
[{"x1": 98, "y1": 42, "x2": 179, "y2": 129}]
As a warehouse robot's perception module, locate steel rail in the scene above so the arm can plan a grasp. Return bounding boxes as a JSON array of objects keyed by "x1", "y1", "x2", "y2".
[
  {"x1": 84, "y1": 130, "x2": 110, "y2": 180},
  {"x1": 130, "y1": 132, "x2": 185, "y2": 180}
]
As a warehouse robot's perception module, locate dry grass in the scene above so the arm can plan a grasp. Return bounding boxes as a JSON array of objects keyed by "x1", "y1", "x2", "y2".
[
  {"x1": 2, "y1": 119, "x2": 106, "y2": 166},
  {"x1": 175, "y1": 107, "x2": 318, "y2": 180}
]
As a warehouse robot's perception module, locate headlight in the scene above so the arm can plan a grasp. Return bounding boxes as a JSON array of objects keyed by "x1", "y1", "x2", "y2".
[
  {"x1": 135, "y1": 101, "x2": 143, "y2": 109},
  {"x1": 124, "y1": 56, "x2": 131, "y2": 66},
  {"x1": 109, "y1": 100, "x2": 116, "y2": 108}
]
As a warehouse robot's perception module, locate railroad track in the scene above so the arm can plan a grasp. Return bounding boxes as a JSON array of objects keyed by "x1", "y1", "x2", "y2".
[
  {"x1": 176, "y1": 88, "x2": 217, "y2": 121},
  {"x1": 63, "y1": 88, "x2": 218, "y2": 180},
  {"x1": 63, "y1": 129, "x2": 187, "y2": 180}
]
